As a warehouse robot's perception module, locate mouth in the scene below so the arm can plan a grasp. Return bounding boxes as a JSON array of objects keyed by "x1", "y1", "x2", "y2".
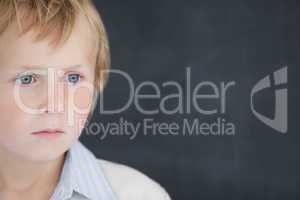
[{"x1": 31, "y1": 128, "x2": 64, "y2": 139}]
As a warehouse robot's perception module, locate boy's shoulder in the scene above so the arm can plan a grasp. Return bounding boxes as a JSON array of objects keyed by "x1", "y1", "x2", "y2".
[{"x1": 96, "y1": 158, "x2": 171, "y2": 200}]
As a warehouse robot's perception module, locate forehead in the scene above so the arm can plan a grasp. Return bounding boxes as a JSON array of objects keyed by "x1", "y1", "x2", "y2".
[{"x1": 0, "y1": 13, "x2": 97, "y2": 71}]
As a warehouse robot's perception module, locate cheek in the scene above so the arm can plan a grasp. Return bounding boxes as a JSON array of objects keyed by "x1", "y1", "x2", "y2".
[
  {"x1": 0, "y1": 103, "x2": 20, "y2": 128},
  {"x1": 64, "y1": 87, "x2": 93, "y2": 136},
  {"x1": 71, "y1": 87, "x2": 93, "y2": 111},
  {"x1": 0, "y1": 82, "x2": 46, "y2": 113},
  {"x1": 17, "y1": 88, "x2": 45, "y2": 109},
  {"x1": 0, "y1": 85, "x2": 26, "y2": 121},
  {"x1": 0, "y1": 96, "x2": 27, "y2": 141},
  {"x1": 67, "y1": 85, "x2": 94, "y2": 129}
]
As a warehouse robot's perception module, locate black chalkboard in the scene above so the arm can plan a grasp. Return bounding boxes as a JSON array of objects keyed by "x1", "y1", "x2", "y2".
[{"x1": 81, "y1": 0, "x2": 300, "y2": 199}]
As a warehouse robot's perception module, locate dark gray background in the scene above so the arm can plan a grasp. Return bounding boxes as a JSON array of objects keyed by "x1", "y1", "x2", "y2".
[{"x1": 80, "y1": 0, "x2": 300, "y2": 199}]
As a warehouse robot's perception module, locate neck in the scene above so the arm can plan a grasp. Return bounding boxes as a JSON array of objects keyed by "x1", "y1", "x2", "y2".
[{"x1": 0, "y1": 148, "x2": 65, "y2": 198}]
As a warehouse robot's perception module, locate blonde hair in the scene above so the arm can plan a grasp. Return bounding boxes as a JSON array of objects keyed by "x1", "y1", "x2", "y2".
[{"x1": 0, "y1": 0, "x2": 110, "y2": 120}]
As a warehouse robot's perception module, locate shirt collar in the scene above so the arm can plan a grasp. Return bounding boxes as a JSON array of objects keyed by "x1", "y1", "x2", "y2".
[{"x1": 54, "y1": 140, "x2": 117, "y2": 200}]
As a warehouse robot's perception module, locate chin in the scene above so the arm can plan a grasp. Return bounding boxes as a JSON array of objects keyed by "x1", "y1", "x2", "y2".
[
  {"x1": 8, "y1": 143, "x2": 68, "y2": 163},
  {"x1": 24, "y1": 148, "x2": 67, "y2": 163}
]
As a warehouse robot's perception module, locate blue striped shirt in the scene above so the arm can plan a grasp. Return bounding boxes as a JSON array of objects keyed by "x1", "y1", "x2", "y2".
[{"x1": 49, "y1": 140, "x2": 118, "y2": 200}]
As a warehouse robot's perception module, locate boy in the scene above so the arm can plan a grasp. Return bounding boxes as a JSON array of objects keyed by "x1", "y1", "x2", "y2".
[{"x1": 0, "y1": 0, "x2": 171, "y2": 199}]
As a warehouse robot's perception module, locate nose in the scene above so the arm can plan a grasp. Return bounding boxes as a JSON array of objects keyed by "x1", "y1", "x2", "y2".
[
  {"x1": 37, "y1": 73, "x2": 65, "y2": 114},
  {"x1": 37, "y1": 88, "x2": 57, "y2": 114}
]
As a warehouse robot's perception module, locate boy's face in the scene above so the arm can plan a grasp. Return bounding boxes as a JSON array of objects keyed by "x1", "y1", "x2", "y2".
[{"x1": 0, "y1": 15, "x2": 96, "y2": 162}]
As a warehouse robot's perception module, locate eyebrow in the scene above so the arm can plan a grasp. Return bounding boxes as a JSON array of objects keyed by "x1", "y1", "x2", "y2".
[
  {"x1": 3, "y1": 64, "x2": 92, "y2": 79},
  {"x1": 13, "y1": 64, "x2": 92, "y2": 75},
  {"x1": 16, "y1": 64, "x2": 85, "y2": 70}
]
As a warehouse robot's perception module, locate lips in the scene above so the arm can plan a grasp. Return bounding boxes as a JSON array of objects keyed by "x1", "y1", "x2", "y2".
[{"x1": 32, "y1": 128, "x2": 64, "y2": 134}]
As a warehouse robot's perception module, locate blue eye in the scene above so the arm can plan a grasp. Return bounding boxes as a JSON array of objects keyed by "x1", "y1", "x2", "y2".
[
  {"x1": 67, "y1": 73, "x2": 82, "y2": 84},
  {"x1": 16, "y1": 74, "x2": 37, "y2": 85}
]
